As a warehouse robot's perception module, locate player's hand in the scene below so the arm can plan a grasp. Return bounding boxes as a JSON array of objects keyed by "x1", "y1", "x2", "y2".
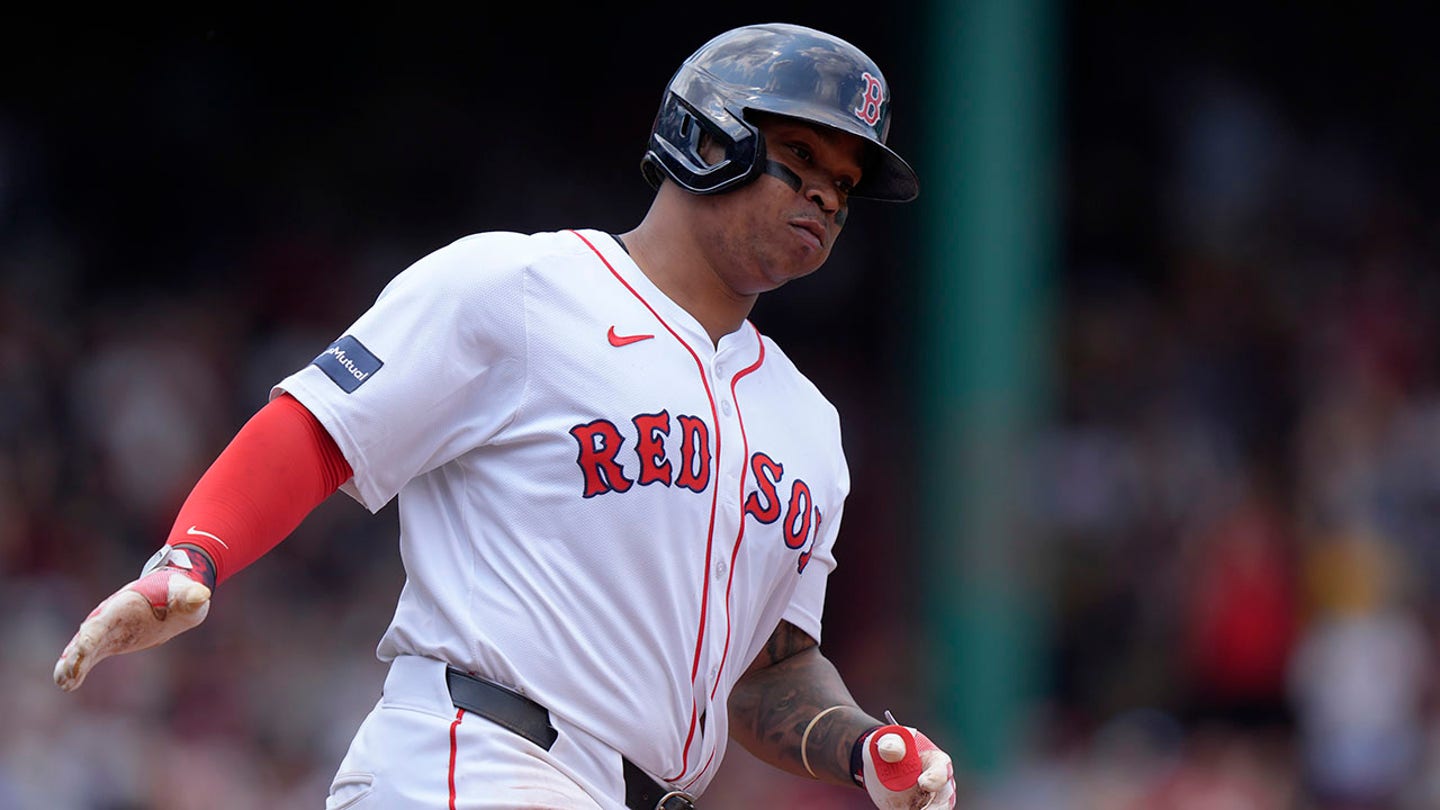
[
  {"x1": 860, "y1": 724, "x2": 956, "y2": 809},
  {"x1": 53, "y1": 545, "x2": 215, "y2": 692}
]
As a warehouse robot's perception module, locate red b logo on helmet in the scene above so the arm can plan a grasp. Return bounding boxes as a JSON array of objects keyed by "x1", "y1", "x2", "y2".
[{"x1": 854, "y1": 72, "x2": 884, "y2": 126}]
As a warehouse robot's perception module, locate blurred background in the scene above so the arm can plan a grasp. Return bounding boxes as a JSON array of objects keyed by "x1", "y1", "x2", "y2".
[{"x1": 4, "y1": 2, "x2": 1440, "y2": 808}]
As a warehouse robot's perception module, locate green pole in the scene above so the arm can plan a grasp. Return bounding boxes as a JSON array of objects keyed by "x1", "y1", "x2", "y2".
[{"x1": 917, "y1": 0, "x2": 1058, "y2": 778}]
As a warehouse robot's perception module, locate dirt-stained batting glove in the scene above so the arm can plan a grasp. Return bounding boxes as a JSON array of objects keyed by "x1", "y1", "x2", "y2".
[
  {"x1": 53, "y1": 544, "x2": 216, "y2": 692},
  {"x1": 856, "y1": 723, "x2": 957, "y2": 809}
]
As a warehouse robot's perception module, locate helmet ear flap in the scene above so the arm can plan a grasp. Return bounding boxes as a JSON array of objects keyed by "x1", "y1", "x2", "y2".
[{"x1": 641, "y1": 94, "x2": 765, "y2": 195}]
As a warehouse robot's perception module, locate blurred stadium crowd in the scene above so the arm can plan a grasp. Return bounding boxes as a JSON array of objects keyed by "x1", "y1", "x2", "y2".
[{"x1": 4, "y1": 6, "x2": 1440, "y2": 810}]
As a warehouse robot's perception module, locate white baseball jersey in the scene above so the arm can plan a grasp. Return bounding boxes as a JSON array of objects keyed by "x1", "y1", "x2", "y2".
[{"x1": 274, "y1": 228, "x2": 849, "y2": 796}]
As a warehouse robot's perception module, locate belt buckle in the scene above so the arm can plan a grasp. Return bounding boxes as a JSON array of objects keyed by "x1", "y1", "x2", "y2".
[{"x1": 655, "y1": 790, "x2": 696, "y2": 810}]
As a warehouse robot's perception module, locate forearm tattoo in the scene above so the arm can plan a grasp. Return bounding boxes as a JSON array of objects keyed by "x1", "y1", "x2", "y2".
[{"x1": 729, "y1": 621, "x2": 880, "y2": 786}]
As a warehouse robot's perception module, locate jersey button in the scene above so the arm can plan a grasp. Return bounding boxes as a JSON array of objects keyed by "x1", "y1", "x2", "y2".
[
  {"x1": 714, "y1": 559, "x2": 727, "y2": 580},
  {"x1": 720, "y1": 399, "x2": 733, "y2": 416}
]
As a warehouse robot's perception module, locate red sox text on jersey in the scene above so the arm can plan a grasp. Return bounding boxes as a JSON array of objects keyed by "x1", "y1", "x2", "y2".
[{"x1": 570, "y1": 413, "x2": 820, "y2": 573}]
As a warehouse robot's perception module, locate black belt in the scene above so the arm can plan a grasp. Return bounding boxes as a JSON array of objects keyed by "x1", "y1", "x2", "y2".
[{"x1": 445, "y1": 667, "x2": 697, "y2": 810}]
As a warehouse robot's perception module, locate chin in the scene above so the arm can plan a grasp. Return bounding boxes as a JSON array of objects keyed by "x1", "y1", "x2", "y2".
[
  {"x1": 747, "y1": 250, "x2": 827, "y2": 292},
  {"x1": 777, "y1": 264, "x2": 825, "y2": 289},
  {"x1": 798, "y1": 252, "x2": 830, "y2": 277}
]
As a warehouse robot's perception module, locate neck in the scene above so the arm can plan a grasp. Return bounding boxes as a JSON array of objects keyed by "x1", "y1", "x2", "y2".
[{"x1": 618, "y1": 189, "x2": 755, "y2": 347}]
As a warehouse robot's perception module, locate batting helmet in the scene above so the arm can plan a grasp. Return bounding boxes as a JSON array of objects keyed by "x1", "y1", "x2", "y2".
[{"x1": 640, "y1": 23, "x2": 920, "y2": 202}]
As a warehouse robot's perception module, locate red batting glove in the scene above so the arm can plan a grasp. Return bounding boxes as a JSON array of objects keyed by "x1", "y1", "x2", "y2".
[
  {"x1": 858, "y1": 725, "x2": 957, "y2": 809},
  {"x1": 53, "y1": 544, "x2": 216, "y2": 692}
]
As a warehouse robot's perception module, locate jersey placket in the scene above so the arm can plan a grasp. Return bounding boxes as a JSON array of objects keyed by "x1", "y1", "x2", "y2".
[
  {"x1": 683, "y1": 331, "x2": 763, "y2": 790},
  {"x1": 569, "y1": 230, "x2": 754, "y2": 786}
]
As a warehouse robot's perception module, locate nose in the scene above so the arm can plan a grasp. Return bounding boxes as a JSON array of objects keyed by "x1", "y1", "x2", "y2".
[
  {"x1": 763, "y1": 159, "x2": 847, "y2": 223},
  {"x1": 806, "y1": 178, "x2": 846, "y2": 223},
  {"x1": 806, "y1": 183, "x2": 843, "y2": 216},
  {"x1": 804, "y1": 182, "x2": 848, "y2": 227}
]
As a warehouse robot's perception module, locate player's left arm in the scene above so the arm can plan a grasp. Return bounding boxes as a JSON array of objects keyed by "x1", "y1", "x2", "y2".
[{"x1": 727, "y1": 620, "x2": 957, "y2": 808}]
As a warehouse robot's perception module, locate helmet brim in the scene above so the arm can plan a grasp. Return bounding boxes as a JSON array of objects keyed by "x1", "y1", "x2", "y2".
[{"x1": 856, "y1": 140, "x2": 920, "y2": 202}]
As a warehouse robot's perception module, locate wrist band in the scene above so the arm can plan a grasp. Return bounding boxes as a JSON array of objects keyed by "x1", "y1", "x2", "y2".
[
  {"x1": 141, "y1": 543, "x2": 218, "y2": 592},
  {"x1": 850, "y1": 723, "x2": 884, "y2": 787},
  {"x1": 800, "y1": 705, "x2": 849, "y2": 779}
]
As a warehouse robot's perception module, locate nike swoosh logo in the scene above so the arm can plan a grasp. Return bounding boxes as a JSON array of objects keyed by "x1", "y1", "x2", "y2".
[
  {"x1": 186, "y1": 525, "x2": 230, "y2": 549},
  {"x1": 608, "y1": 326, "x2": 655, "y2": 347}
]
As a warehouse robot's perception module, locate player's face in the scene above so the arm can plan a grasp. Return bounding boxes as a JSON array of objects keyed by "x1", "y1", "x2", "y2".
[{"x1": 697, "y1": 116, "x2": 866, "y2": 294}]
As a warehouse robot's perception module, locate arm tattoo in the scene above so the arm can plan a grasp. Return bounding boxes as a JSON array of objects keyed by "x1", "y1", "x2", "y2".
[
  {"x1": 744, "y1": 617, "x2": 817, "y2": 673},
  {"x1": 728, "y1": 621, "x2": 880, "y2": 786}
]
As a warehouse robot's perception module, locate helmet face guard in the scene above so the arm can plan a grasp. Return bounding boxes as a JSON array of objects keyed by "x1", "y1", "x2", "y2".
[{"x1": 641, "y1": 23, "x2": 920, "y2": 202}]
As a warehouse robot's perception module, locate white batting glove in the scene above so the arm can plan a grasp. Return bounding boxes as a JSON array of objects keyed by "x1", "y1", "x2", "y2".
[
  {"x1": 859, "y1": 724, "x2": 956, "y2": 810},
  {"x1": 53, "y1": 545, "x2": 215, "y2": 692}
]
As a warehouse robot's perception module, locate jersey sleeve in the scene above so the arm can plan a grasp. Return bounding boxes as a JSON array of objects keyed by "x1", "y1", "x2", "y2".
[
  {"x1": 780, "y1": 415, "x2": 851, "y2": 645},
  {"x1": 272, "y1": 233, "x2": 529, "y2": 512},
  {"x1": 781, "y1": 504, "x2": 842, "y2": 644}
]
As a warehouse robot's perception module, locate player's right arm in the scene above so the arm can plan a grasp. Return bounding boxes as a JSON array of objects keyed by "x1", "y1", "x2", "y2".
[
  {"x1": 53, "y1": 393, "x2": 351, "y2": 691},
  {"x1": 728, "y1": 620, "x2": 957, "y2": 808}
]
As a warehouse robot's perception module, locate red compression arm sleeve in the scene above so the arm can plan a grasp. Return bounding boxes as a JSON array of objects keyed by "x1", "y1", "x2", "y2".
[{"x1": 164, "y1": 393, "x2": 353, "y2": 585}]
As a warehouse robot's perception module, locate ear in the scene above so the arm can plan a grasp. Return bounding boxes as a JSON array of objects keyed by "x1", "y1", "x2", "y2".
[{"x1": 697, "y1": 131, "x2": 725, "y2": 166}]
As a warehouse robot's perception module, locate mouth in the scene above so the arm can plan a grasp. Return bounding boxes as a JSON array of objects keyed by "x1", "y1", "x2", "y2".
[{"x1": 789, "y1": 219, "x2": 826, "y2": 250}]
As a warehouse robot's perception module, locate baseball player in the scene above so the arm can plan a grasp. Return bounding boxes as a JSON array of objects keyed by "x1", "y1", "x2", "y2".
[{"x1": 53, "y1": 22, "x2": 957, "y2": 810}]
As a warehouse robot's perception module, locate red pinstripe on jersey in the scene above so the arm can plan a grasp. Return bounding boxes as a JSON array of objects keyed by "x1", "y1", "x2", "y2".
[
  {"x1": 683, "y1": 748, "x2": 720, "y2": 794},
  {"x1": 569, "y1": 230, "x2": 727, "y2": 784},
  {"x1": 448, "y1": 708, "x2": 464, "y2": 809}
]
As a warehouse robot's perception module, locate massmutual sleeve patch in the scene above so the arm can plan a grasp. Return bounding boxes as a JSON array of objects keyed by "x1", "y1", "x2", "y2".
[{"x1": 313, "y1": 335, "x2": 383, "y2": 393}]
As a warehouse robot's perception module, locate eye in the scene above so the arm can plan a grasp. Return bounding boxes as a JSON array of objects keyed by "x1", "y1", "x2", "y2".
[
  {"x1": 836, "y1": 178, "x2": 855, "y2": 195},
  {"x1": 788, "y1": 143, "x2": 813, "y2": 163}
]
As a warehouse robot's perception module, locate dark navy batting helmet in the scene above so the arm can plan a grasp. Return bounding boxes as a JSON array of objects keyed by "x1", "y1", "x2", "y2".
[{"x1": 640, "y1": 23, "x2": 919, "y2": 202}]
